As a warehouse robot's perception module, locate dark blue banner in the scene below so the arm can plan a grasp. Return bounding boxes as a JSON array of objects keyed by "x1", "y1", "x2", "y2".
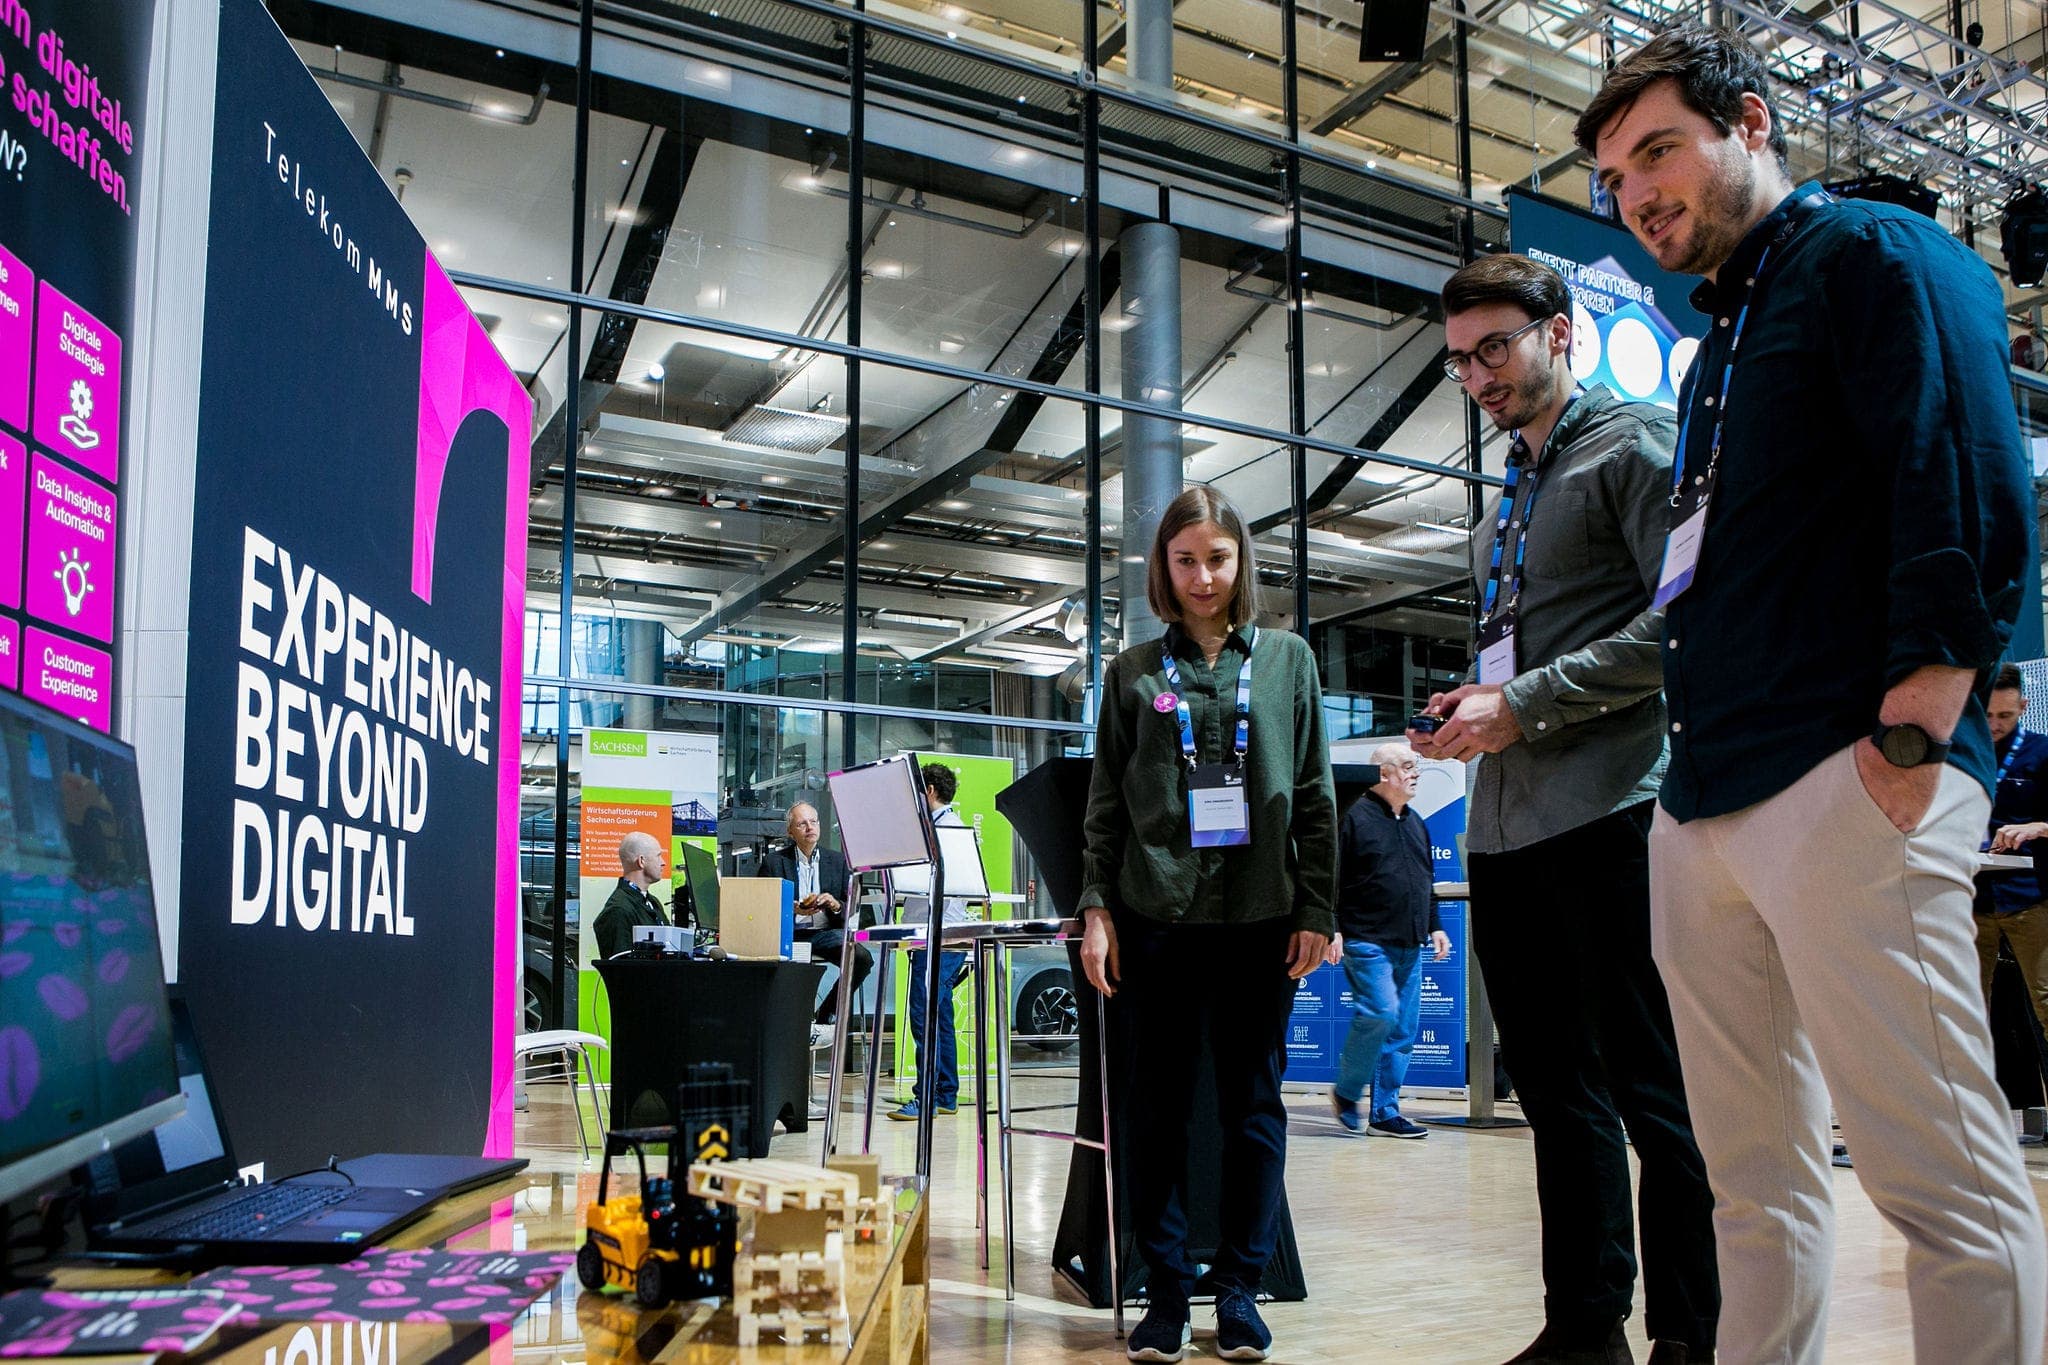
[
  {"x1": 1507, "y1": 190, "x2": 1711, "y2": 412},
  {"x1": 177, "y1": 0, "x2": 529, "y2": 1171}
]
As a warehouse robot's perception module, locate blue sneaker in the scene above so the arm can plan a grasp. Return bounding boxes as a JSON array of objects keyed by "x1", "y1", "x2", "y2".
[
  {"x1": 1214, "y1": 1286, "x2": 1272, "y2": 1362},
  {"x1": 1330, "y1": 1091, "x2": 1363, "y2": 1134},
  {"x1": 1124, "y1": 1300, "x2": 1191, "y2": 1362},
  {"x1": 1368, "y1": 1114, "x2": 1429, "y2": 1139},
  {"x1": 888, "y1": 1100, "x2": 921, "y2": 1121}
]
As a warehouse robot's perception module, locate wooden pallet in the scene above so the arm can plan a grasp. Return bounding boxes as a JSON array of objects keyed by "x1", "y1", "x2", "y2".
[
  {"x1": 687, "y1": 1158, "x2": 859, "y2": 1214},
  {"x1": 734, "y1": 1240, "x2": 850, "y2": 1347}
]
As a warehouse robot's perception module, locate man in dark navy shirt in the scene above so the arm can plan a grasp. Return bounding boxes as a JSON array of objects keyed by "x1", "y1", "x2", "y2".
[
  {"x1": 1327, "y1": 744, "x2": 1448, "y2": 1141},
  {"x1": 1581, "y1": 25, "x2": 2044, "y2": 1364},
  {"x1": 1978, "y1": 665, "x2": 2048, "y2": 1036}
]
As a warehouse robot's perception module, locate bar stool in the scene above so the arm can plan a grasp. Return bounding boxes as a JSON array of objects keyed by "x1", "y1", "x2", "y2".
[
  {"x1": 512, "y1": 1029, "x2": 610, "y2": 1160},
  {"x1": 968, "y1": 918, "x2": 1121, "y2": 1336}
]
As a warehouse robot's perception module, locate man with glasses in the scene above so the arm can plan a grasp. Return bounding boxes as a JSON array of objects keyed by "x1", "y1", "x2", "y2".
[
  {"x1": 1580, "y1": 27, "x2": 2042, "y2": 1363},
  {"x1": 1328, "y1": 742, "x2": 1449, "y2": 1140},
  {"x1": 1410, "y1": 254, "x2": 1717, "y2": 1365}
]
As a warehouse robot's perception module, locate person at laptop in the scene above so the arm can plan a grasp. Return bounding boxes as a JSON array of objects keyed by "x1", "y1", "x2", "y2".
[
  {"x1": 761, "y1": 801, "x2": 873, "y2": 1025},
  {"x1": 593, "y1": 832, "x2": 674, "y2": 959}
]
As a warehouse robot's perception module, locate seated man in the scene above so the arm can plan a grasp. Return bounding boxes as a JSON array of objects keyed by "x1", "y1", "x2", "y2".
[
  {"x1": 592, "y1": 831, "x2": 672, "y2": 959},
  {"x1": 760, "y1": 801, "x2": 873, "y2": 1025}
]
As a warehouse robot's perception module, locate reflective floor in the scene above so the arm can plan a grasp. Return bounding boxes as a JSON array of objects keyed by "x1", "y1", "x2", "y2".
[{"x1": 514, "y1": 1061, "x2": 2048, "y2": 1363}]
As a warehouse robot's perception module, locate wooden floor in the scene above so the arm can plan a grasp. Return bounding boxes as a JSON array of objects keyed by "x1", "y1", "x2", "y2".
[{"x1": 518, "y1": 1066, "x2": 2048, "y2": 1364}]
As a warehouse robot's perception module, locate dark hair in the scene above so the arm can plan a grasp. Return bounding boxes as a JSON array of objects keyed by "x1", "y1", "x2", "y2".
[
  {"x1": 1442, "y1": 254, "x2": 1570, "y2": 324},
  {"x1": 922, "y1": 761, "x2": 959, "y2": 804},
  {"x1": 1145, "y1": 485, "x2": 1262, "y2": 629},
  {"x1": 1574, "y1": 24, "x2": 1787, "y2": 165},
  {"x1": 1994, "y1": 663, "x2": 2026, "y2": 694}
]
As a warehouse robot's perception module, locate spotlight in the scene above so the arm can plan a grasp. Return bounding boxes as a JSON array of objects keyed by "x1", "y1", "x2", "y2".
[{"x1": 2002, "y1": 189, "x2": 2048, "y2": 288}]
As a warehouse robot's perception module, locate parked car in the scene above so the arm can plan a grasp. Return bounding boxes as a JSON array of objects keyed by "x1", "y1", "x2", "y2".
[{"x1": 1008, "y1": 946, "x2": 1078, "y2": 1052}]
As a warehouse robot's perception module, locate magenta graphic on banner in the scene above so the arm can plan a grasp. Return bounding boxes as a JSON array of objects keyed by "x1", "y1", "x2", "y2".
[
  {"x1": 0, "y1": 619, "x2": 20, "y2": 692},
  {"x1": 31, "y1": 282, "x2": 119, "y2": 483},
  {"x1": 0, "y1": 245, "x2": 29, "y2": 435},
  {"x1": 24, "y1": 454, "x2": 115, "y2": 642},
  {"x1": 189, "y1": 1247, "x2": 573, "y2": 1325},
  {"x1": 22, "y1": 626, "x2": 109, "y2": 731},
  {"x1": 0, "y1": 435, "x2": 25, "y2": 609}
]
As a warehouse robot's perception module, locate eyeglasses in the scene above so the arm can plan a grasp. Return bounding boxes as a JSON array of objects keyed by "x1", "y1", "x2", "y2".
[{"x1": 1442, "y1": 316, "x2": 1548, "y2": 382}]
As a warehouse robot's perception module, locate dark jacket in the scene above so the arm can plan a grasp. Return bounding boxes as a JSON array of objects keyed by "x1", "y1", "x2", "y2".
[
  {"x1": 1079, "y1": 626, "x2": 1337, "y2": 934},
  {"x1": 592, "y1": 878, "x2": 668, "y2": 959},
  {"x1": 1982, "y1": 728, "x2": 2048, "y2": 914},
  {"x1": 1661, "y1": 184, "x2": 2034, "y2": 821},
  {"x1": 1335, "y1": 790, "x2": 1438, "y2": 947},
  {"x1": 760, "y1": 843, "x2": 854, "y2": 926}
]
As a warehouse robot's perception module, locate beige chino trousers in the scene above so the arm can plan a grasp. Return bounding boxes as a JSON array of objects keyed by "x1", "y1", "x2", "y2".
[{"x1": 1650, "y1": 744, "x2": 2046, "y2": 1364}]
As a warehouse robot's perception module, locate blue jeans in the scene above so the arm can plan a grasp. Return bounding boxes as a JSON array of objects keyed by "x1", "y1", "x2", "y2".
[
  {"x1": 1334, "y1": 939, "x2": 1423, "y2": 1120},
  {"x1": 905, "y1": 949, "x2": 970, "y2": 1108}
]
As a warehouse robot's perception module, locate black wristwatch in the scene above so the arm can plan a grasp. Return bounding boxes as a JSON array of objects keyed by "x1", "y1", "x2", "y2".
[{"x1": 1871, "y1": 722, "x2": 1952, "y2": 768}]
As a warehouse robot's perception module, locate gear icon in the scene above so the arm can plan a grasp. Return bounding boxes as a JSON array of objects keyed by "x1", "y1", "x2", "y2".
[{"x1": 68, "y1": 379, "x2": 93, "y2": 422}]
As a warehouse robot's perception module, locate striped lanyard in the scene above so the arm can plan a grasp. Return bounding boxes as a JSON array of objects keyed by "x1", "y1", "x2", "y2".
[
  {"x1": 1162, "y1": 628, "x2": 1256, "y2": 769},
  {"x1": 1669, "y1": 195, "x2": 1826, "y2": 510},
  {"x1": 1479, "y1": 393, "x2": 1580, "y2": 623},
  {"x1": 2000, "y1": 727, "x2": 2029, "y2": 784}
]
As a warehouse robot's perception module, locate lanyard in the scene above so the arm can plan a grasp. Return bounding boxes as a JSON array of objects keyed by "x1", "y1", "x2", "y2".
[
  {"x1": 2000, "y1": 728, "x2": 2029, "y2": 784},
  {"x1": 1669, "y1": 194, "x2": 1826, "y2": 510},
  {"x1": 1479, "y1": 393, "x2": 1581, "y2": 622},
  {"x1": 1161, "y1": 628, "x2": 1256, "y2": 768}
]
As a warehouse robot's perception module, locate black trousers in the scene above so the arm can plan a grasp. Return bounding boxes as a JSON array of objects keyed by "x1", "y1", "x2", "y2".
[
  {"x1": 1113, "y1": 910, "x2": 1296, "y2": 1303},
  {"x1": 1468, "y1": 803, "x2": 1719, "y2": 1352}
]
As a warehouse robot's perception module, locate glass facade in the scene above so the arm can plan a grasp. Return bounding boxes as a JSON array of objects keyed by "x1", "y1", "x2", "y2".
[{"x1": 271, "y1": 0, "x2": 2048, "y2": 1026}]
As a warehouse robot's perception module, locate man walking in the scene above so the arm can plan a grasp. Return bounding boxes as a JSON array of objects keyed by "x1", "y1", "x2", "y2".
[
  {"x1": 1329, "y1": 742, "x2": 1449, "y2": 1140},
  {"x1": 1410, "y1": 253, "x2": 1717, "y2": 1364},
  {"x1": 1581, "y1": 26, "x2": 2046, "y2": 1363}
]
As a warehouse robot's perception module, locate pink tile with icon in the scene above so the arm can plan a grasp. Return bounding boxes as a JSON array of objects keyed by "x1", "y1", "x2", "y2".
[
  {"x1": 25, "y1": 454, "x2": 116, "y2": 643},
  {"x1": 22, "y1": 627, "x2": 110, "y2": 731},
  {"x1": 0, "y1": 243, "x2": 29, "y2": 435},
  {"x1": 32, "y1": 281, "x2": 120, "y2": 484},
  {"x1": 0, "y1": 433, "x2": 24, "y2": 609}
]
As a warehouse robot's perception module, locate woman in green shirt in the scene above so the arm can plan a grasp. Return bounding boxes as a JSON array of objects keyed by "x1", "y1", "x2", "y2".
[{"x1": 1078, "y1": 484, "x2": 1338, "y2": 1364}]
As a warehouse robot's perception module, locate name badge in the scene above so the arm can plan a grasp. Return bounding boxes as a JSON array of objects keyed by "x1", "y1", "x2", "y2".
[
  {"x1": 1653, "y1": 477, "x2": 1713, "y2": 609},
  {"x1": 1187, "y1": 762, "x2": 1250, "y2": 847},
  {"x1": 1476, "y1": 610, "x2": 1517, "y2": 687}
]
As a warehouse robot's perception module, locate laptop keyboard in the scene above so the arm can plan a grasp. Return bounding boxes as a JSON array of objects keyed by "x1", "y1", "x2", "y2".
[{"x1": 152, "y1": 1182, "x2": 356, "y2": 1241}]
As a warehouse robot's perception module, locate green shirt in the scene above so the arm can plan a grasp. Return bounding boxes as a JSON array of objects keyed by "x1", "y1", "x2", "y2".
[{"x1": 1079, "y1": 626, "x2": 1337, "y2": 935}]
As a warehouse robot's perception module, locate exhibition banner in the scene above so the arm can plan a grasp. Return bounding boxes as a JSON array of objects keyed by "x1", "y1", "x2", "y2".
[
  {"x1": 177, "y1": 0, "x2": 530, "y2": 1168},
  {"x1": 576, "y1": 726, "x2": 718, "y2": 1079},
  {"x1": 1292, "y1": 745, "x2": 1468, "y2": 1092},
  {"x1": 1506, "y1": 190, "x2": 1709, "y2": 412},
  {"x1": 0, "y1": 0, "x2": 155, "y2": 730}
]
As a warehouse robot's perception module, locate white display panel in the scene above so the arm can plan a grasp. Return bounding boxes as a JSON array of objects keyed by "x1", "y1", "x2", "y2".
[
  {"x1": 890, "y1": 824, "x2": 990, "y2": 900},
  {"x1": 827, "y1": 755, "x2": 932, "y2": 870}
]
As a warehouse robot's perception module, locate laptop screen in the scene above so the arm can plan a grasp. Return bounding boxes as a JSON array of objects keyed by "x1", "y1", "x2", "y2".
[{"x1": 82, "y1": 996, "x2": 237, "y2": 1222}]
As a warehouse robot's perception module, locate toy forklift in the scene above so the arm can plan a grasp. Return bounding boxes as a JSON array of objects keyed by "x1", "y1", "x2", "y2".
[{"x1": 576, "y1": 1062, "x2": 753, "y2": 1308}]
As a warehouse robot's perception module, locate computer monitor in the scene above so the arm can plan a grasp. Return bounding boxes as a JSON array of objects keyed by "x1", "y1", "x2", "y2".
[
  {"x1": 0, "y1": 692, "x2": 180, "y2": 1206},
  {"x1": 679, "y1": 841, "x2": 719, "y2": 932}
]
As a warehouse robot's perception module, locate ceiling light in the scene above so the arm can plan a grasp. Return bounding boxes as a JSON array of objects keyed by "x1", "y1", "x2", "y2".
[
  {"x1": 937, "y1": 334, "x2": 968, "y2": 354},
  {"x1": 620, "y1": 158, "x2": 629, "y2": 166},
  {"x1": 646, "y1": 362, "x2": 665, "y2": 381},
  {"x1": 706, "y1": 518, "x2": 722, "y2": 529},
  {"x1": 948, "y1": 30, "x2": 958, "y2": 38},
  {"x1": 942, "y1": 499, "x2": 970, "y2": 510},
  {"x1": 495, "y1": 48, "x2": 506, "y2": 56},
  {"x1": 871, "y1": 541, "x2": 896, "y2": 551},
  {"x1": 763, "y1": 475, "x2": 788, "y2": 485}
]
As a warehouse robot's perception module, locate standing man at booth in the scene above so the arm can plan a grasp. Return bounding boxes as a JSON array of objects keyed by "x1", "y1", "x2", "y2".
[
  {"x1": 1581, "y1": 26, "x2": 2045, "y2": 1363},
  {"x1": 892, "y1": 762, "x2": 971, "y2": 1123},
  {"x1": 1328, "y1": 742, "x2": 1449, "y2": 1140},
  {"x1": 1409, "y1": 253, "x2": 1718, "y2": 1365},
  {"x1": 592, "y1": 831, "x2": 671, "y2": 960},
  {"x1": 762, "y1": 801, "x2": 874, "y2": 1027}
]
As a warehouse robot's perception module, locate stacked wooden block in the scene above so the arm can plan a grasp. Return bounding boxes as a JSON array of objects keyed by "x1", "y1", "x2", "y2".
[{"x1": 686, "y1": 1158, "x2": 864, "y2": 1347}]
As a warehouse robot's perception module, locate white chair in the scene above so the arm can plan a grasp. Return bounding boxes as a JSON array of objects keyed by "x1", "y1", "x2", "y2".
[{"x1": 513, "y1": 1029, "x2": 610, "y2": 1160}]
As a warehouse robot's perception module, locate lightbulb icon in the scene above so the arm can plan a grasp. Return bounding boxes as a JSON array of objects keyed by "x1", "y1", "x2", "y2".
[{"x1": 55, "y1": 548, "x2": 90, "y2": 617}]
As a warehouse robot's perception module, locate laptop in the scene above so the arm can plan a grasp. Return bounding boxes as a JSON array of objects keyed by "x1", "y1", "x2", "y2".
[{"x1": 80, "y1": 995, "x2": 524, "y2": 1264}]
